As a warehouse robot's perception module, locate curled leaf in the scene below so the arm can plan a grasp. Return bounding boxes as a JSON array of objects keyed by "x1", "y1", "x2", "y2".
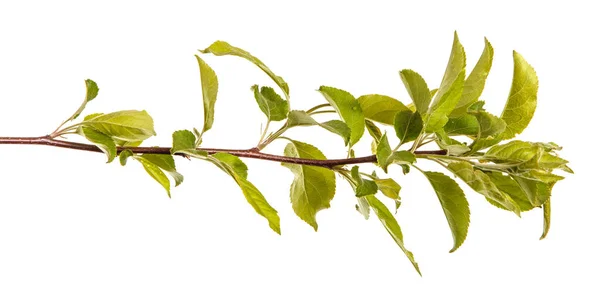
[
  {"x1": 80, "y1": 126, "x2": 116, "y2": 163},
  {"x1": 195, "y1": 55, "x2": 219, "y2": 135},
  {"x1": 200, "y1": 40, "x2": 289, "y2": 99}
]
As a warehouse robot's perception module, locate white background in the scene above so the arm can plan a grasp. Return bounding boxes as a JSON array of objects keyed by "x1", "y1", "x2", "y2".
[{"x1": 0, "y1": 1, "x2": 597, "y2": 289}]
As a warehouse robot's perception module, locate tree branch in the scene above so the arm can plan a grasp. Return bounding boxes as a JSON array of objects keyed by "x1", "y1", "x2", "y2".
[{"x1": 0, "y1": 135, "x2": 447, "y2": 168}]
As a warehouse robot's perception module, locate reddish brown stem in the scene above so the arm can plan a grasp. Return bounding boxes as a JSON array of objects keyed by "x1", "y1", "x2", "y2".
[{"x1": 0, "y1": 135, "x2": 447, "y2": 169}]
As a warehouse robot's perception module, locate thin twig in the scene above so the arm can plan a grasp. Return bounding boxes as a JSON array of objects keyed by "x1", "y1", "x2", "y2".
[{"x1": 0, "y1": 135, "x2": 447, "y2": 169}]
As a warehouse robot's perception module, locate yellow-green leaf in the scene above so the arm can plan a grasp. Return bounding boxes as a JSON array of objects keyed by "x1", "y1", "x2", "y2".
[
  {"x1": 136, "y1": 157, "x2": 171, "y2": 198},
  {"x1": 365, "y1": 195, "x2": 421, "y2": 275},
  {"x1": 447, "y1": 161, "x2": 520, "y2": 216},
  {"x1": 200, "y1": 41, "x2": 289, "y2": 100},
  {"x1": 286, "y1": 110, "x2": 350, "y2": 145},
  {"x1": 499, "y1": 51, "x2": 538, "y2": 140},
  {"x1": 171, "y1": 130, "x2": 196, "y2": 154},
  {"x1": 212, "y1": 153, "x2": 248, "y2": 180},
  {"x1": 68, "y1": 79, "x2": 100, "y2": 122},
  {"x1": 422, "y1": 171, "x2": 470, "y2": 252},
  {"x1": 171, "y1": 129, "x2": 207, "y2": 158},
  {"x1": 486, "y1": 172, "x2": 534, "y2": 212},
  {"x1": 471, "y1": 111, "x2": 506, "y2": 138},
  {"x1": 376, "y1": 133, "x2": 393, "y2": 172},
  {"x1": 80, "y1": 126, "x2": 116, "y2": 163},
  {"x1": 374, "y1": 178, "x2": 401, "y2": 201},
  {"x1": 317, "y1": 86, "x2": 365, "y2": 147},
  {"x1": 399, "y1": 69, "x2": 431, "y2": 114},
  {"x1": 426, "y1": 32, "x2": 466, "y2": 132},
  {"x1": 436, "y1": 130, "x2": 471, "y2": 156},
  {"x1": 451, "y1": 38, "x2": 494, "y2": 116},
  {"x1": 82, "y1": 110, "x2": 156, "y2": 142},
  {"x1": 282, "y1": 140, "x2": 336, "y2": 231},
  {"x1": 252, "y1": 85, "x2": 289, "y2": 121},
  {"x1": 365, "y1": 119, "x2": 382, "y2": 141},
  {"x1": 208, "y1": 155, "x2": 280, "y2": 234},
  {"x1": 195, "y1": 55, "x2": 219, "y2": 134},
  {"x1": 119, "y1": 149, "x2": 133, "y2": 166},
  {"x1": 139, "y1": 154, "x2": 184, "y2": 187},
  {"x1": 358, "y1": 94, "x2": 409, "y2": 125},
  {"x1": 511, "y1": 174, "x2": 551, "y2": 206},
  {"x1": 350, "y1": 166, "x2": 378, "y2": 197},
  {"x1": 541, "y1": 198, "x2": 551, "y2": 240}
]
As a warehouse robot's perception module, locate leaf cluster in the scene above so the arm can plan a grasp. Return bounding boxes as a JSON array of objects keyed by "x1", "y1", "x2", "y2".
[{"x1": 47, "y1": 33, "x2": 571, "y2": 275}]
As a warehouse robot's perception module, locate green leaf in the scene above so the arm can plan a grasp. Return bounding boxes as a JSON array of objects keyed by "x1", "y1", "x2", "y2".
[
  {"x1": 538, "y1": 152, "x2": 569, "y2": 171},
  {"x1": 82, "y1": 110, "x2": 156, "y2": 142},
  {"x1": 171, "y1": 130, "x2": 196, "y2": 154},
  {"x1": 365, "y1": 195, "x2": 421, "y2": 275},
  {"x1": 69, "y1": 79, "x2": 100, "y2": 122},
  {"x1": 119, "y1": 149, "x2": 133, "y2": 166},
  {"x1": 486, "y1": 172, "x2": 534, "y2": 212},
  {"x1": 484, "y1": 141, "x2": 567, "y2": 171},
  {"x1": 317, "y1": 86, "x2": 365, "y2": 146},
  {"x1": 436, "y1": 130, "x2": 471, "y2": 156},
  {"x1": 171, "y1": 130, "x2": 208, "y2": 158},
  {"x1": 195, "y1": 55, "x2": 219, "y2": 134},
  {"x1": 394, "y1": 110, "x2": 423, "y2": 145},
  {"x1": 451, "y1": 38, "x2": 494, "y2": 116},
  {"x1": 374, "y1": 178, "x2": 401, "y2": 201},
  {"x1": 365, "y1": 119, "x2": 383, "y2": 154},
  {"x1": 499, "y1": 51, "x2": 539, "y2": 140},
  {"x1": 376, "y1": 133, "x2": 393, "y2": 172},
  {"x1": 485, "y1": 141, "x2": 540, "y2": 164},
  {"x1": 200, "y1": 40, "x2": 289, "y2": 100},
  {"x1": 358, "y1": 94, "x2": 409, "y2": 125},
  {"x1": 136, "y1": 157, "x2": 171, "y2": 198},
  {"x1": 350, "y1": 166, "x2": 378, "y2": 197},
  {"x1": 252, "y1": 85, "x2": 289, "y2": 121},
  {"x1": 208, "y1": 155, "x2": 280, "y2": 234},
  {"x1": 376, "y1": 134, "x2": 417, "y2": 173},
  {"x1": 422, "y1": 171, "x2": 470, "y2": 252},
  {"x1": 447, "y1": 161, "x2": 520, "y2": 216},
  {"x1": 139, "y1": 154, "x2": 184, "y2": 187},
  {"x1": 468, "y1": 100, "x2": 485, "y2": 112},
  {"x1": 426, "y1": 32, "x2": 466, "y2": 131},
  {"x1": 426, "y1": 72, "x2": 465, "y2": 131},
  {"x1": 541, "y1": 198, "x2": 551, "y2": 240},
  {"x1": 471, "y1": 111, "x2": 506, "y2": 138},
  {"x1": 511, "y1": 174, "x2": 551, "y2": 206},
  {"x1": 235, "y1": 177, "x2": 281, "y2": 234},
  {"x1": 286, "y1": 110, "x2": 350, "y2": 145},
  {"x1": 399, "y1": 69, "x2": 431, "y2": 114},
  {"x1": 528, "y1": 170, "x2": 565, "y2": 183},
  {"x1": 84, "y1": 79, "x2": 100, "y2": 102},
  {"x1": 365, "y1": 119, "x2": 383, "y2": 141},
  {"x1": 444, "y1": 114, "x2": 479, "y2": 136},
  {"x1": 80, "y1": 126, "x2": 116, "y2": 163},
  {"x1": 282, "y1": 140, "x2": 336, "y2": 231},
  {"x1": 212, "y1": 153, "x2": 248, "y2": 179}
]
